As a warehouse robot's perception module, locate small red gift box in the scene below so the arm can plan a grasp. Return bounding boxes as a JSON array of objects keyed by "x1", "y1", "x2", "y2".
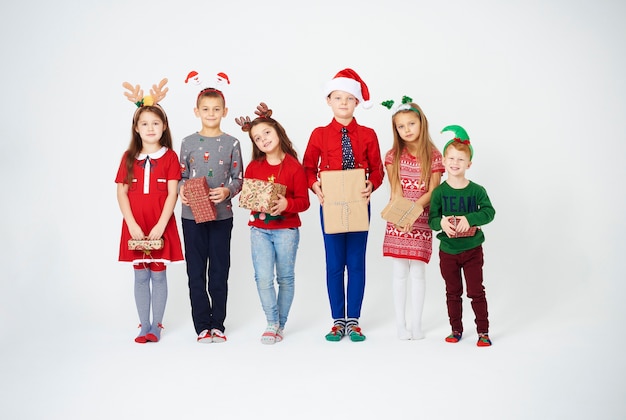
[
  {"x1": 449, "y1": 216, "x2": 479, "y2": 238},
  {"x1": 184, "y1": 177, "x2": 217, "y2": 223}
]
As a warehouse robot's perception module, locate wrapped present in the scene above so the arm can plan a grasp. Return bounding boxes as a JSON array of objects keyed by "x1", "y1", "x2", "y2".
[
  {"x1": 381, "y1": 196, "x2": 424, "y2": 229},
  {"x1": 239, "y1": 178, "x2": 287, "y2": 213},
  {"x1": 449, "y1": 216, "x2": 479, "y2": 238},
  {"x1": 320, "y1": 169, "x2": 369, "y2": 234},
  {"x1": 184, "y1": 177, "x2": 217, "y2": 223},
  {"x1": 128, "y1": 238, "x2": 164, "y2": 254}
]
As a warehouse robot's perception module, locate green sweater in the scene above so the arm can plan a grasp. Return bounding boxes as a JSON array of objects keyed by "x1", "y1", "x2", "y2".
[{"x1": 428, "y1": 180, "x2": 495, "y2": 255}]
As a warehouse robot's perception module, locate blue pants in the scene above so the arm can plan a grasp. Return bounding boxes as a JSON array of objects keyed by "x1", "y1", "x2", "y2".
[
  {"x1": 250, "y1": 227, "x2": 300, "y2": 328},
  {"x1": 320, "y1": 206, "x2": 369, "y2": 319},
  {"x1": 182, "y1": 217, "x2": 233, "y2": 334}
]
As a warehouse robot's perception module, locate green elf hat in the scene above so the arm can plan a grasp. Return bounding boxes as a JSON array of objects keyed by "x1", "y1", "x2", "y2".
[{"x1": 441, "y1": 124, "x2": 473, "y2": 160}]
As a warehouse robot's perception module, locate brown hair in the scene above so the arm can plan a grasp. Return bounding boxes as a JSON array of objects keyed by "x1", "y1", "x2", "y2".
[
  {"x1": 196, "y1": 87, "x2": 226, "y2": 108},
  {"x1": 247, "y1": 118, "x2": 298, "y2": 162},
  {"x1": 123, "y1": 106, "x2": 173, "y2": 184},
  {"x1": 388, "y1": 103, "x2": 439, "y2": 194}
]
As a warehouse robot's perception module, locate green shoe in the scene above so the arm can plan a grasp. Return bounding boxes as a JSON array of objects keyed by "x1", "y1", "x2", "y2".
[
  {"x1": 325, "y1": 325, "x2": 345, "y2": 342},
  {"x1": 348, "y1": 325, "x2": 366, "y2": 342}
]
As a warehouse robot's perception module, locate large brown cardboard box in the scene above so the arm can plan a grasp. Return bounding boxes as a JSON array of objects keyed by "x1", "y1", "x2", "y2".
[{"x1": 320, "y1": 169, "x2": 369, "y2": 233}]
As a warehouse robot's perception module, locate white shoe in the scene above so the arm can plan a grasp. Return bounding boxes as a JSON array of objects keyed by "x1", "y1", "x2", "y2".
[
  {"x1": 211, "y1": 328, "x2": 227, "y2": 343},
  {"x1": 411, "y1": 330, "x2": 425, "y2": 340},
  {"x1": 197, "y1": 329, "x2": 212, "y2": 343},
  {"x1": 397, "y1": 327, "x2": 412, "y2": 340}
]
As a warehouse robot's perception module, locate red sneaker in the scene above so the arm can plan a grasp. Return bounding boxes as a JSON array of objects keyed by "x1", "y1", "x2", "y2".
[
  {"x1": 211, "y1": 329, "x2": 227, "y2": 343},
  {"x1": 477, "y1": 333, "x2": 492, "y2": 347},
  {"x1": 445, "y1": 331, "x2": 462, "y2": 343}
]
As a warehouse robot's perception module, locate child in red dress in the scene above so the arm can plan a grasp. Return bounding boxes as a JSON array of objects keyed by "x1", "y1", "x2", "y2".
[{"x1": 116, "y1": 79, "x2": 184, "y2": 343}]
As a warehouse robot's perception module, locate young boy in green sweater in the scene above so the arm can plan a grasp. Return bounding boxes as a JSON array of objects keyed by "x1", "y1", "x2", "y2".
[{"x1": 428, "y1": 125, "x2": 496, "y2": 347}]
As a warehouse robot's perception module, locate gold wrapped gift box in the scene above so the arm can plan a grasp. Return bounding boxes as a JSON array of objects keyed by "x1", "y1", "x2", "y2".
[
  {"x1": 239, "y1": 178, "x2": 287, "y2": 213},
  {"x1": 128, "y1": 238, "x2": 164, "y2": 251}
]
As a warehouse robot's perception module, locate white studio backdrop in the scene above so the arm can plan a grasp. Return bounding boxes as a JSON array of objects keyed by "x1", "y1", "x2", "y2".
[{"x1": 1, "y1": 1, "x2": 624, "y2": 419}]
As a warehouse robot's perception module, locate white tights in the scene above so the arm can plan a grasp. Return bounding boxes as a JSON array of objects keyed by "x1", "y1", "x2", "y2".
[{"x1": 392, "y1": 258, "x2": 426, "y2": 340}]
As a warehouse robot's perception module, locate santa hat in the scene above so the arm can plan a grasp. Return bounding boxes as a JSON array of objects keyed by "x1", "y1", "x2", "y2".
[{"x1": 324, "y1": 68, "x2": 372, "y2": 109}]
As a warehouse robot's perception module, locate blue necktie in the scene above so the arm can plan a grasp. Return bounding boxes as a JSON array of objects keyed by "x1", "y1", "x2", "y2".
[{"x1": 341, "y1": 127, "x2": 355, "y2": 170}]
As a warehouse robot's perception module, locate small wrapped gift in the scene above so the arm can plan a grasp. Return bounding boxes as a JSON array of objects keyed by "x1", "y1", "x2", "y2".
[
  {"x1": 128, "y1": 238, "x2": 164, "y2": 253},
  {"x1": 449, "y1": 216, "x2": 479, "y2": 238},
  {"x1": 239, "y1": 178, "x2": 287, "y2": 213},
  {"x1": 320, "y1": 169, "x2": 369, "y2": 234},
  {"x1": 381, "y1": 196, "x2": 424, "y2": 230},
  {"x1": 184, "y1": 177, "x2": 217, "y2": 223}
]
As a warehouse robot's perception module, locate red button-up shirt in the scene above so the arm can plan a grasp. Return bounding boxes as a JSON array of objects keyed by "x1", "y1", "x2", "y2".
[{"x1": 303, "y1": 118, "x2": 384, "y2": 191}]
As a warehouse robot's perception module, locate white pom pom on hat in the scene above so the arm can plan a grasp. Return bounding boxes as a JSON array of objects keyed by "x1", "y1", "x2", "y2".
[{"x1": 323, "y1": 68, "x2": 372, "y2": 109}]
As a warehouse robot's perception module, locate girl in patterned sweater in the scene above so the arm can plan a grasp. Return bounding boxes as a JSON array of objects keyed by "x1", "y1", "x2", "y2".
[{"x1": 381, "y1": 98, "x2": 444, "y2": 340}]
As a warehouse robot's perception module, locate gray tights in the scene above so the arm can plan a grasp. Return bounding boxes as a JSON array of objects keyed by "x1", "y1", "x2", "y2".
[{"x1": 134, "y1": 268, "x2": 168, "y2": 339}]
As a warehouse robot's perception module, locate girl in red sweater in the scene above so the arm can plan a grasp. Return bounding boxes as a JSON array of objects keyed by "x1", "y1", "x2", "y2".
[{"x1": 236, "y1": 103, "x2": 310, "y2": 344}]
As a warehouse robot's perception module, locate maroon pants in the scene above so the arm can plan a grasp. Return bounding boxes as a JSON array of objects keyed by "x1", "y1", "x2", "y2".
[{"x1": 439, "y1": 246, "x2": 489, "y2": 334}]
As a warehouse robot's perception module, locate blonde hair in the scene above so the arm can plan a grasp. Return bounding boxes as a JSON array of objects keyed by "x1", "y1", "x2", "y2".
[{"x1": 389, "y1": 103, "x2": 438, "y2": 194}]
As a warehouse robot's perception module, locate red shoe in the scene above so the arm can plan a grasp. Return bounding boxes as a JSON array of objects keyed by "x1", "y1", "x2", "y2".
[
  {"x1": 197, "y1": 329, "x2": 212, "y2": 343},
  {"x1": 135, "y1": 324, "x2": 147, "y2": 343},
  {"x1": 477, "y1": 333, "x2": 492, "y2": 347},
  {"x1": 211, "y1": 329, "x2": 227, "y2": 343},
  {"x1": 145, "y1": 323, "x2": 164, "y2": 343},
  {"x1": 445, "y1": 331, "x2": 462, "y2": 343}
]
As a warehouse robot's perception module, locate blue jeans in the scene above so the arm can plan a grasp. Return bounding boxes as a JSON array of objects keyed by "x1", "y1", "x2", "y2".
[{"x1": 250, "y1": 227, "x2": 300, "y2": 328}]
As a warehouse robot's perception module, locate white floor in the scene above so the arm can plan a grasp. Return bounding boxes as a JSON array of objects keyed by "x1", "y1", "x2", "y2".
[
  {"x1": 1, "y1": 1, "x2": 624, "y2": 419},
  {"x1": 1, "y1": 257, "x2": 622, "y2": 420}
]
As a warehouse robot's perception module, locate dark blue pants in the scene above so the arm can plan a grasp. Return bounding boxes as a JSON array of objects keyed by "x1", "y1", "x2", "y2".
[
  {"x1": 182, "y1": 217, "x2": 233, "y2": 334},
  {"x1": 320, "y1": 206, "x2": 369, "y2": 320}
]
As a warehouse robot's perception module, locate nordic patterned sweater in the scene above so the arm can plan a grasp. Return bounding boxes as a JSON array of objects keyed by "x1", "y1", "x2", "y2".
[{"x1": 428, "y1": 180, "x2": 495, "y2": 255}]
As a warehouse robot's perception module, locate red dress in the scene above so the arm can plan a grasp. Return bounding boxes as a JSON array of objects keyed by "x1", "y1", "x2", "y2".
[
  {"x1": 115, "y1": 147, "x2": 184, "y2": 265},
  {"x1": 382, "y1": 148, "x2": 444, "y2": 263}
]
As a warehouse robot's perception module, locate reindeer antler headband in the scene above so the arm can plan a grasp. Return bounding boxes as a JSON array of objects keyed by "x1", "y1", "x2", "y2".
[
  {"x1": 235, "y1": 102, "x2": 273, "y2": 132},
  {"x1": 122, "y1": 78, "x2": 169, "y2": 107},
  {"x1": 381, "y1": 95, "x2": 420, "y2": 115}
]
